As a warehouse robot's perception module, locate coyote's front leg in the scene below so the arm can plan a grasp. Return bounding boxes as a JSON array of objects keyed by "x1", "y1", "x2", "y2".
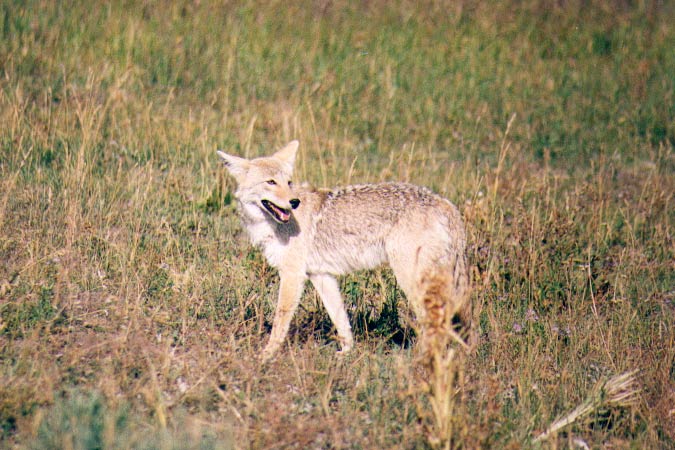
[
  {"x1": 261, "y1": 269, "x2": 306, "y2": 362},
  {"x1": 309, "y1": 273, "x2": 354, "y2": 354}
]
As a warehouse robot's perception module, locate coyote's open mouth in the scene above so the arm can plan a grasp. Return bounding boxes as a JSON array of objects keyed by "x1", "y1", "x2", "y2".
[{"x1": 261, "y1": 200, "x2": 291, "y2": 223}]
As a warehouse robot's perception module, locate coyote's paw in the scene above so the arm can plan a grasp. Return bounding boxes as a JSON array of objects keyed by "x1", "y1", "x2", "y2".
[
  {"x1": 336, "y1": 344, "x2": 352, "y2": 357},
  {"x1": 260, "y1": 342, "x2": 280, "y2": 364}
]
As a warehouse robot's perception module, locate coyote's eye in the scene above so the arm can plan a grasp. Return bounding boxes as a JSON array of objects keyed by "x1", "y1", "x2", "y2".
[
  {"x1": 288, "y1": 181, "x2": 293, "y2": 187},
  {"x1": 266, "y1": 180, "x2": 277, "y2": 185}
]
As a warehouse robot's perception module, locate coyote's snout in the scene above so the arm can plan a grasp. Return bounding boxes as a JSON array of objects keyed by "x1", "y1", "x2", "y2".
[
  {"x1": 261, "y1": 197, "x2": 298, "y2": 223},
  {"x1": 217, "y1": 141, "x2": 470, "y2": 362}
]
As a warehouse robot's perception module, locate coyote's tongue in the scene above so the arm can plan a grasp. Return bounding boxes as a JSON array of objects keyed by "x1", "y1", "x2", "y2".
[{"x1": 277, "y1": 207, "x2": 290, "y2": 222}]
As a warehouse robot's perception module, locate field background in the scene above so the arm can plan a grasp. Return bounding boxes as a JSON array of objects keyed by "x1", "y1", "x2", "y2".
[{"x1": 1, "y1": 0, "x2": 673, "y2": 448}]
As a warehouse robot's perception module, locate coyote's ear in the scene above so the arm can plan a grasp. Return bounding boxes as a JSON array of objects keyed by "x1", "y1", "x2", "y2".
[
  {"x1": 273, "y1": 140, "x2": 299, "y2": 169},
  {"x1": 216, "y1": 151, "x2": 249, "y2": 181}
]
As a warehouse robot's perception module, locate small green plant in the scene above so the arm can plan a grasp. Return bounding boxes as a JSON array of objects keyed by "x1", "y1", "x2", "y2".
[
  {"x1": 31, "y1": 391, "x2": 129, "y2": 450},
  {"x1": 30, "y1": 391, "x2": 230, "y2": 450}
]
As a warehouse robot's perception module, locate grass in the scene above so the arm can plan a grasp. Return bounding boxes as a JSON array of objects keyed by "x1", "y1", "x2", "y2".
[{"x1": 1, "y1": 0, "x2": 674, "y2": 447}]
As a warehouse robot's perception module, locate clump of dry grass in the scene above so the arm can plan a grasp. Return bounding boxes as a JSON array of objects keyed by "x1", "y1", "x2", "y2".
[
  {"x1": 414, "y1": 268, "x2": 471, "y2": 449},
  {"x1": 534, "y1": 370, "x2": 641, "y2": 444},
  {"x1": 420, "y1": 344, "x2": 464, "y2": 449}
]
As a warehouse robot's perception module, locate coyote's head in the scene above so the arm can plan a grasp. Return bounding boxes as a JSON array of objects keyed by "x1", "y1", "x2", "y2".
[{"x1": 217, "y1": 141, "x2": 301, "y2": 224}]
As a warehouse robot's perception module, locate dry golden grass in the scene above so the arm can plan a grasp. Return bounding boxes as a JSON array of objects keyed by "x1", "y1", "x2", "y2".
[{"x1": 1, "y1": 0, "x2": 674, "y2": 448}]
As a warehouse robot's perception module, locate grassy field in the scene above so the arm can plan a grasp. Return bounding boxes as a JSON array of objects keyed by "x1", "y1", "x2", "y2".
[{"x1": 1, "y1": 0, "x2": 674, "y2": 448}]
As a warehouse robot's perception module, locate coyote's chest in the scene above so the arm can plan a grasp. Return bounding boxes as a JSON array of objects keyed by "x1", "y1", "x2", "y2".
[{"x1": 242, "y1": 216, "x2": 304, "y2": 270}]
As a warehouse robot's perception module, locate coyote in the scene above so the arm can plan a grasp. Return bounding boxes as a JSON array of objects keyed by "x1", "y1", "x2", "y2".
[{"x1": 217, "y1": 141, "x2": 469, "y2": 362}]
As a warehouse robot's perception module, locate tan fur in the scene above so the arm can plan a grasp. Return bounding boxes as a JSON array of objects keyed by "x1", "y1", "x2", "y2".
[{"x1": 217, "y1": 141, "x2": 470, "y2": 361}]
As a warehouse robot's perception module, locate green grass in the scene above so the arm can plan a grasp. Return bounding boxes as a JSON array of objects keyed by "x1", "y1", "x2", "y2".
[{"x1": 1, "y1": 0, "x2": 674, "y2": 448}]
